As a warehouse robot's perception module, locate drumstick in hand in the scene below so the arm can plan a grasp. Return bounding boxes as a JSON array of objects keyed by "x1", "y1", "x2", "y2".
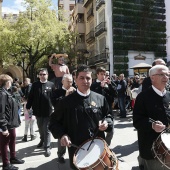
[{"x1": 87, "y1": 116, "x2": 106, "y2": 151}]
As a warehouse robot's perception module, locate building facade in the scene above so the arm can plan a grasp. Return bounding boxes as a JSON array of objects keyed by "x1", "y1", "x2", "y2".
[{"x1": 112, "y1": 0, "x2": 166, "y2": 76}]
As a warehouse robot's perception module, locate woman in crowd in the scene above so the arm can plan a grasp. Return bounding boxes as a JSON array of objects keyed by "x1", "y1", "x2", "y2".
[{"x1": 0, "y1": 74, "x2": 25, "y2": 170}]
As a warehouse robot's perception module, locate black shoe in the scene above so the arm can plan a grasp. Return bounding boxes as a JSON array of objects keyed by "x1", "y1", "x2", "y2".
[
  {"x1": 57, "y1": 157, "x2": 65, "y2": 164},
  {"x1": 139, "y1": 165, "x2": 144, "y2": 170},
  {"x1": 22, "y1": 135, "x2": 27, "y2": 142},
  {"x1": 10, "y1": 157, "x2": 25, "y2": 164},
  {"x1": 3, "y1": 163, "x2": 18, "y2": 170},
  {"x1": 31, "y1": 135, "x2": 36, "y2": 141},
  {"x1": 44, "y1": 148, "x2": 51, "y2": 157},
  {"x1": 37, "y1": 140, "x2": 43, "y2": 148}
]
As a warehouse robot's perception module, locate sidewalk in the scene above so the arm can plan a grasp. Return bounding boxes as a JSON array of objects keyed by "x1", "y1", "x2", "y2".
[{"x1": 0, "y1": 111, "x2": 140, "y2": 170}]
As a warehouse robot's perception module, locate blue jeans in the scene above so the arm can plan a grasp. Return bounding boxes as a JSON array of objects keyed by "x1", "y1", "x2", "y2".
[
  {"x1": 36, "y1": 117, "x2": 51, "y2": 149},
  {"x1": 118, "y1": 96, "x2": 127, "y2": 116}
]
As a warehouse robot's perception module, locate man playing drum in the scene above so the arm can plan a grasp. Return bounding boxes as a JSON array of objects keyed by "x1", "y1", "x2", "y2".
[
  {"x1": 49, "y1": 65, "x2": 114, "y2": 170},
  {"x1": 133, "y1": 65, "x2": 170, "y2": 170}
]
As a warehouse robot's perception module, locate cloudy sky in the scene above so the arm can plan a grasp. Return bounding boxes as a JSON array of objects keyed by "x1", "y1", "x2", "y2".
[{"x1": 2, "y1": 0, "x2": 58, "y2": 14}]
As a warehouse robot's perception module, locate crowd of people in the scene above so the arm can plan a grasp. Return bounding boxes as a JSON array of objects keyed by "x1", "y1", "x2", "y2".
[{"x1": 0, "y1": 55, "x2": 170, "y2": 170}]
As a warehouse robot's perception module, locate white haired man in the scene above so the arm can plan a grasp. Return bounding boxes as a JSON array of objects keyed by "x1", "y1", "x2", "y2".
[
  {"x1": 133, "y1": 65, "x2": 170, "y2": 170},
  {"x1": 51, "y1": 74, "x2": 76, "y2": 163}
]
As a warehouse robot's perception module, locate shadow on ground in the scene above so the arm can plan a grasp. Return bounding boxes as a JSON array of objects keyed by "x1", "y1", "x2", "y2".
[
  {"x1": 26, "y1": 158, "x2": 71, "y2": 170},
  {"x1": 112, "y1": 140, "x2": 138, "y2": 159}
]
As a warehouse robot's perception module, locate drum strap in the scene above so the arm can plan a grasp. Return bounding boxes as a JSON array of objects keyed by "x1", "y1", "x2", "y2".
[{"x1": 83, "y1": 101, "x2": 98, "y2": 137}]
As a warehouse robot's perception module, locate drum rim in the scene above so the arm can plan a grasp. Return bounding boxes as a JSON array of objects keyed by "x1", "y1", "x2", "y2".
[
  {"x1": 73, "y1": 137, "x2": 107, "y2": 168},
  {"x1": 152, "y1": 130, "x2": 170, "y2": 169}
]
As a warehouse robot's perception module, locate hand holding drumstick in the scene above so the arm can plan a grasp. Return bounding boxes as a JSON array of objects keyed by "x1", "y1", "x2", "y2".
[{"x1": 149, "y1": 118, "x2": 166, "y2": 133}]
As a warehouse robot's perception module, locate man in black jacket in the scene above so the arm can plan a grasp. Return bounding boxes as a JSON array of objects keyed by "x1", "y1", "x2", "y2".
[
  {"x1": 26, "y1": 68, "x2": 55, "y2": 157},
  {"x1": 133, "y1": 65, "x2": 170, "y2": 170},
  {"x1": 51, "y1": 74, "x2": 76, "y2": 163},
  {"x1": 117, "y1": 73, "x2": 127, "y2": 118},
  {"x1": 49, "y1": 65, "x2": 113, "y2": 170},
  {"x1": 90, "y1": 67, "x2": 115, "y2": 146}
]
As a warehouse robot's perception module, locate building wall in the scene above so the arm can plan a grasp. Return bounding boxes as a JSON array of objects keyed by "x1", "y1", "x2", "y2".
[
  {"x1": 59, "y1": 0, "x2": 75, "y2": 20},
  {"x1": 112, "y1": 0, "x2": 166, "y2": 76}
]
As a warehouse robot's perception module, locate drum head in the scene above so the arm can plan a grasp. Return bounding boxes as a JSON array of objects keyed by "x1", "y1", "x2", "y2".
[
  {"x1": 161, "y1": 132, "x2": 170, "y2": 150},
  {"x1": 74, "y1": 139, "x2": 104, "y2": 168}
]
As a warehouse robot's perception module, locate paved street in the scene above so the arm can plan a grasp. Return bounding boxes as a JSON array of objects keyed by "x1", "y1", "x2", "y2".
[{"x1": 0, "y1": 110, "x2": 140, "y2": 170}]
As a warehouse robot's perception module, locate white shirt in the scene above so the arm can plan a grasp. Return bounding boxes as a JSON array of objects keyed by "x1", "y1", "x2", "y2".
[
  {"x1": 77, "y1": 89, "x2": 90, "y2": 97},
  {"x1": 152, "y1": 85, "x2": 166, "y2": 97}
]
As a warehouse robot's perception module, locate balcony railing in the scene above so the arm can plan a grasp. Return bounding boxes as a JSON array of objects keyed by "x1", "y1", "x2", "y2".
[
  {"x1": 87, "y1": 7, "x2": 94, "y2": 20},
  {"x1": 86, "y1": 31, "x2": 95, "y2": 43},
  {"x1": 88, "y1": 52, "x2": 108, "y2": 65},
  {"x1": 75, "y1": 42, "x2": 86, "y2": 52},
  {"x1": 96, "y1": 0, "x2": 105, "y2": 10},
  {"x1": 95, "y1": 22, "x2": 106, "y2": 36}
]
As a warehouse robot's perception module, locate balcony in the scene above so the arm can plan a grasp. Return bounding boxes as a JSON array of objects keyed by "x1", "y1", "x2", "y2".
[
  {"x1": 86, "y1": 31, "x2": 95, "y2": 43},
  {"x1": 95, "y1": 22, "x2": 106, "y2": 36},
  {"x1": 96, "y1": 0, "x2": 105, "y2": 10},
  {"x1": 88, "y1": 52, "x2": 108, "y2": 65},
  {"x1": 87, "y1": 7, "x2": 94, "y2": 20},
  {"x1": 75, "y1": 22, "x2": 85, "y2": 33},
  {"x1": 75, "y1": 42, "x2": 86, "y2": 52},
  {"x1": 74, "y1": 3, "x2": 85, "y2": 15}
]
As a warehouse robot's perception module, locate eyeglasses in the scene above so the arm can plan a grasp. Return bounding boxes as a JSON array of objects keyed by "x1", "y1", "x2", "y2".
[
  {"x1": 152, "y1": 74, "x2": 170, "y2": 78},
  {"x1": 39, "y1": 74, "x2": 47, "y2": 76}
]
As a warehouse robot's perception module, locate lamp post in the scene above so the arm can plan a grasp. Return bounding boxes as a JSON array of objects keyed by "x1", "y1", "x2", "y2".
[
  {"x1": 21, "y1": 49, "x2": 26, "y2": 83},
  {"x1": 83, "y1": 50, "x2": 89, "y2": 65}
]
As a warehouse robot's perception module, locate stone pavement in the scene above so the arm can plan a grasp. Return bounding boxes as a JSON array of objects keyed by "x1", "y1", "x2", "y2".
[{"x1": 0, "y1": 111, "x2": 140, "y2": 170}]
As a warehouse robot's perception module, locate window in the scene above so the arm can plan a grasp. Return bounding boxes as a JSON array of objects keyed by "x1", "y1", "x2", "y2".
[{"x1": 69, "y1": 5, "x2": 75, "y2": 11}]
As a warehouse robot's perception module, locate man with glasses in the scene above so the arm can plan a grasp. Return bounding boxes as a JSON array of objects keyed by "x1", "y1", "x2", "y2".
[
  {"x1": 49, "y1": 54, "x2": 70, "y2": 89},
  {"x1": 26, "y1": 68, "x2": 55, "y2": 157},
  {"x1": 133, "y1": 65, "x2": 170, "y2": 170}
]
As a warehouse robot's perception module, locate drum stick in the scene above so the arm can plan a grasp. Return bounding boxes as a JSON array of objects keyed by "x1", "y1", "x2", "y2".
[
  {"x1": 149, "y1": 118, "x2": 157, "y2": 123},
  {"x1": 87, "y1": 116, "x2": 106, "y2": 151},
  {"x1": 70, "y1": 143, "x2": 85, "y2": 150}
]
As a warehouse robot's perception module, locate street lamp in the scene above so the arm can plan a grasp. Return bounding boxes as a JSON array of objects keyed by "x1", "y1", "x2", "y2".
[
  {"x1": 83, "y1": 50, "x2": 90, "y2": 65},
  {"x1": 21, "y1": 49, "x2": 26, "y2": 83}
]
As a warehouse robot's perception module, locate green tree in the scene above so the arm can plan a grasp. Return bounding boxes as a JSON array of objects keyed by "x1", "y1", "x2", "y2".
[{"x1": 0, "y1": 0, "x2": 77, "y2": 81}]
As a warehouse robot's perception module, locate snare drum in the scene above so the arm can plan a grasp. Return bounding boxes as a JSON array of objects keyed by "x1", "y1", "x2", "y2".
[
  {"x1": 152, "y1": 129, "x2": 170, "y2": 169},
  {"x1": 73, "y1": 137, "x2": 118, "y2": 170}
]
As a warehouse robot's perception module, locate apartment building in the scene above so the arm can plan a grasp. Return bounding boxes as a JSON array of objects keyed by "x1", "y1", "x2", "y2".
[
  {"x1": 68, "y1": 0, "x2": 113, "y2": 75},
  {"x1": 58, "y1": 0, "x2": 75, "y2": 20}
]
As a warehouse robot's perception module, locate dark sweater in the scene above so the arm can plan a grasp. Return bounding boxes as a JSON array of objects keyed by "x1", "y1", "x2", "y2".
[
  {"x1": 49, "y1": 91, "x2": 113, "y2": 169},
  {"x1": 133, "y1": 87, "x2": 169, "y2": 160}
]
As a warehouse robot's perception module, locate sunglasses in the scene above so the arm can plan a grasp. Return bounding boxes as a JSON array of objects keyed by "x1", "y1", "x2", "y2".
[{"x1": 39, "y1": 74, "x2": 47, "y2": 76}]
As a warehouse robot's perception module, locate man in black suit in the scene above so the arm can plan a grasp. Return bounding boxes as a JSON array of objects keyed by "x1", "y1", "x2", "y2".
[
  {"x1": 26, "y1": 68, "x2": 55, "y2": 157},
  {"x1": 51, "y1": 74, "x2": 76, "y2": 163},
  {"x1": 133, "y1": 65, "x2": 170, "y2": 170},
  {"x1": 91, "y1": 67, "x2": 115, "y2": 146}
]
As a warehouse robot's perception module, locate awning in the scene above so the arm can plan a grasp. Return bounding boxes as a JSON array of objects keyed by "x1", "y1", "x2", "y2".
[{"x1": 130, "y1": 63, "x2": 152, "y2": 69}]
